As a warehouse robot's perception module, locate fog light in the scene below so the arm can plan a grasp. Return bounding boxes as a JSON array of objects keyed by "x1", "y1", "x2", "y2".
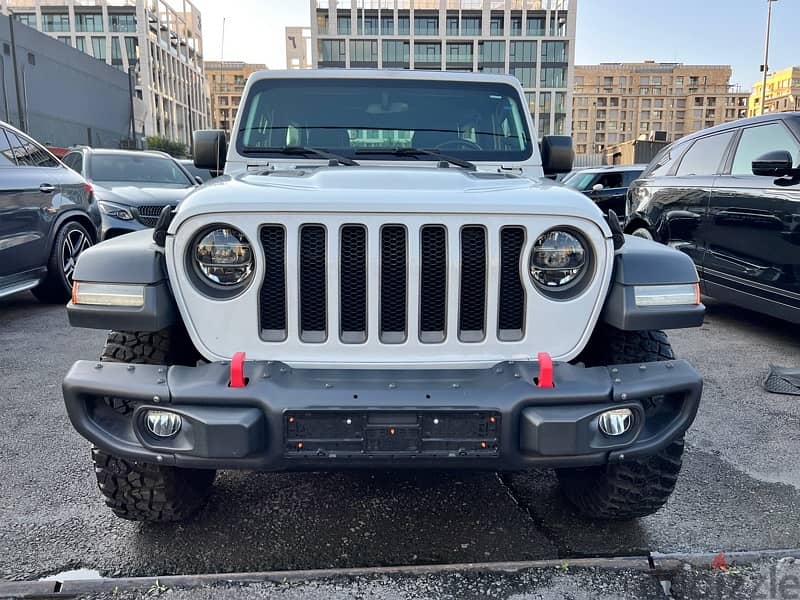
[
  {"x1": 145, "y1": 410, "x2": 182, "y2": 438},
  {"x1": 598, "y1": 408, "x2": 633, "y2": 437}
]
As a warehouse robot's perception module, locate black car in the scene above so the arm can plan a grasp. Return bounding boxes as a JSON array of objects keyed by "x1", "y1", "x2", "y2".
[
  {"x1": 0, "y1": 121, "x2": 99, "y2": 303},
  {"x1": 179, "y1": 158, "x2": 215, "y2": 183},
  {"x1": 62, "y1": 148, "x2": 198, "y2": 240},
  {"x1": 626, "y1": 112, "x2": 800, "y2": 323},
  {"x1": 561, "y1": 164, "x2": 646, "y2": 216}
]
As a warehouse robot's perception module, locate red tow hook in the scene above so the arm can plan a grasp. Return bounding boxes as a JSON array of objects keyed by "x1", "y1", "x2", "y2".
[
  {"x1": 537, "y1": 352, "x2": 554, "y2": 388},
  {"x1": 229, "y1": 351, "x2": 247, "y2": 388}
]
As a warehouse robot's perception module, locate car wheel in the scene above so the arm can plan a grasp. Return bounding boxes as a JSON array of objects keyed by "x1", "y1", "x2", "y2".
[
  {"x1": 32, "y1": 221, "x2": 93, "y2": 304},
  {"x1": 630, "y1": 227, "x2": 654, "y2": 241}
]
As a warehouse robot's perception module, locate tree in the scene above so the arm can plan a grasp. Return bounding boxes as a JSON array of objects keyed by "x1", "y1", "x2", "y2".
[{"x1": 145, "y1": 136, "x2": 187, "y2": 158}]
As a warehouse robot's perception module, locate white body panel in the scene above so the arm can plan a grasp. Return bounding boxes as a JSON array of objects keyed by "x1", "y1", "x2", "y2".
[{"x1": 167, "y1": 168, "x2": 614, "y2": 368}]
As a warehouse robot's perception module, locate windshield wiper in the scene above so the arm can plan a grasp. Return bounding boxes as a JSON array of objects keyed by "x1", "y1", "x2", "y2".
[
  {"x1": 241, "y1": 146, "x2": 359, "y2": 166},
  {"x1": 354, "y1": 148, "x2": 477, "y2": 171}
]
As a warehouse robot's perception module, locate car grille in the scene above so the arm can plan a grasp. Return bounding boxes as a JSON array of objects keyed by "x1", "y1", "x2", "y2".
[
  {"x1": 136, "y1": 205, "x2": 168, "y2": 227},
  {"x1": 257, "y1": 222, "x2": 527, "y2": 345}
]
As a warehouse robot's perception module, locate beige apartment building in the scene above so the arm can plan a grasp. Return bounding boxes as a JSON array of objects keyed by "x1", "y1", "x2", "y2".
[
  {"x1": 572, "y1": 62, "x2": 749, "y2": 158},
  {"x1": 204, "y1": 61, "x2": 265, "y2": 133},
  {"x1": 749, "y1": 65, "x2": 800, "y2": 116},
  {"x1": 286, "y1": 26, "x2": 312, "y2": 69},
  {"x1": 1, "y1": 0, "x2": 210, "y2": 145},
  {"x1": 310, "y1": 0, "x2": 577, "y2": 138}
]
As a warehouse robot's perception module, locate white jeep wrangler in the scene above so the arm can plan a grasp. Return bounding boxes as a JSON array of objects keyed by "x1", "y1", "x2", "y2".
[{"x1": 64, "y1": 70, "x2": 704, "y2": 522}]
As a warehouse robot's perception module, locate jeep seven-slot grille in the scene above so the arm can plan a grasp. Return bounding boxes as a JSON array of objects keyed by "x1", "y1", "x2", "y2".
[{"x1": 257, "y1": 223, "x2": 528, "y2": 344}]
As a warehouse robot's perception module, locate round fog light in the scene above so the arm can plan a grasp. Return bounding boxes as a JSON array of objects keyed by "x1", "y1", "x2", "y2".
[
  {"x1": 145, "y1": 410, "x2": 182, "y2": 438},
  {"x1": 598, "y1": 408, "x2": 633, "y2": 437}
]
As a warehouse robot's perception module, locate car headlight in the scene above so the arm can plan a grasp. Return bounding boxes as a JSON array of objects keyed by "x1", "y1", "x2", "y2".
[
  {"x1": 192, "y1": 227, "x2": 254, "y2": 289},
  {"x1": 97, "y1": 200, "x2": 133, "y2": 221},
  {"x1": 530, "y1": 229, "x2": 590, "y2": 293}
]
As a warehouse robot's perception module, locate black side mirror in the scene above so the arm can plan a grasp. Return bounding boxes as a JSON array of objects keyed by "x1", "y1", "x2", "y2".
[
  {"x1": 752, "y1": 150, "x2": 795, "y2": 177},
  {"x1": 193, "y1": 130, "x2": 227, "y2": 171},
  {"x1": 541, "y1": 135, "x2": 574, "y2": 175}
]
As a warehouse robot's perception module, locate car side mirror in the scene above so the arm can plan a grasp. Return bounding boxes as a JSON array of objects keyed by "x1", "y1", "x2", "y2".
[
  {"x1": 592, "y1": 183, "x2": 604, "y2": 191},
  {"x1": 193, "y1": 130, "x2": 227, "y2": 171},
  {"x1": 194, "y1": 175, "x2": 204, "y2": 185},
  {"x1": 752, "y1": 150, "x2": 794, "y2": 177},
  {"x1": 541, "y1": 135, "x2": 574, "y2": 176}
]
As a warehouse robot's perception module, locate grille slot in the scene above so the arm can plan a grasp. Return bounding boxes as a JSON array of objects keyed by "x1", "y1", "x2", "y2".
[
  {"x1": 259, "y1": 226, "x2": 287, "y2": 341},
  {"x1": 498, "y1": 227, "x2": 526, "y2": 341},
  {"x1": 419, "y1": 225, "x2": 447, "y2": 343},
  {"x1": 380, "y1": 225, "x2": 407, "y2": 343},
  {"x1": 459, "y1": 226, "x2": 487, "y2": 342},
  {"x1": 136, "y1": 205, "x2": 167, "y2": 227},
  {"x1": 340, "y1": 225, "x2": 367, "y2": 343},
  {"x1": 299, "y1": 225, "x2": 327, "y2": 342}
]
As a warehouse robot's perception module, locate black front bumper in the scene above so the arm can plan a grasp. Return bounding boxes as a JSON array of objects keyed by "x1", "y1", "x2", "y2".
[{"x1": 62, "y1": 359, "x2": 702, "y2": 471}]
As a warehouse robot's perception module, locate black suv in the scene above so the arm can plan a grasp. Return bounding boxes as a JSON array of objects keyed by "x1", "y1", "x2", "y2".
[
  {"x1": 561, "y1": 164, "x2": 646, "y2": 216},
  {"x1": 626, "y1": 112, "x2": 800, "y2": 323},
  {"x1": 0, "y1": 121, "x2": 99, "y2": 303}
]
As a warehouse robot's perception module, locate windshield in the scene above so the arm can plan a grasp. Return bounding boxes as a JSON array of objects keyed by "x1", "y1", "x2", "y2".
[
  {"x1": 90, "y1": 154, "x2": 193, "y2": 186},
  {"x1": 563, "y1": 172, "x2": 597, "y2": 191},
  {"x1": 236, "y1": 78, "x2": 533, "y2": 162}
]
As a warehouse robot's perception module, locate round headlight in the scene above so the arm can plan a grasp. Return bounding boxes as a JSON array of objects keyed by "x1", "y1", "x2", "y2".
[
  {"x1": 193, "y1": 227, "x2": 254, "y2": 287},
  {"x1": 530, "y1": 229, "x2": 588, "y2": 289}
]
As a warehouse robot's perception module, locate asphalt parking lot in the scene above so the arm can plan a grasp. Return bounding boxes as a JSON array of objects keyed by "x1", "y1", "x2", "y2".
[{"x1": 1, "y1": 293, "x2": 799, "y2": 584}]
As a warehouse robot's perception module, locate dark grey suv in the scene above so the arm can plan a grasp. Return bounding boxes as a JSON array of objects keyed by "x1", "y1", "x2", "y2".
[{"x1": 0, "y1": 121, "x2": 100, "y2": 303}]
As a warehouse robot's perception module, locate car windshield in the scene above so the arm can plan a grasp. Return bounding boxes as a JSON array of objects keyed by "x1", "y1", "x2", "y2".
[
  {"x1": 563, "y1": 172, "x2": 597, "y2": 191},
  {"x1": 90, "y1": 154, "x2": 193, "y2": 185},
  {"x1": 236, "y1": 78, "x2": 533, "y2": 162}
]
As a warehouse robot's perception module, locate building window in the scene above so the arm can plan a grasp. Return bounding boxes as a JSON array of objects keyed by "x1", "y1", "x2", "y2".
[
  {"x1": 109, "y1": 13, "x2": 136, "y2": 33},
  {"x1": 510, "y1": 16, "x2": 522, "y2": 36},
  {"x1": 490, "y1": 15, "x2": 503, "y2": 36},
  {"x1": 512, "y1": 67, "x2": 536, "y2": 87},
  {"x1": 461, "y1": 16, "x2": 481, "y2": 36},
  {"x1": 76, "y1": 13, "x2": 104, "y2": 32},
  {"x1": 446, "y1": 42, "x2": 473, "y2": 64},
  {"x1": 414, "y1": 16, "x2": 439, "y2": 36},
  {"x1": 318, "y1": 39, "x2": 346, "y2": 66},
  {"x1": 539, "y1": 113, "x2": 550, "y2": 136},
  {"x1": 382, "y1": 40, "x2": 409, "y2": 67},
  {"x1": 540, "y1": 67, "x2": 565, "y2": 88},
  {"x1": 526, "y1": 16, "x2": 544, "y2": 36},
  {"x1": 337, "y1": 15, "x2": 351, "y2": 35},
  {"x1": 42, "y1": 13, "x2": 70, "y2": 32},
  {"x1": 75, "y1": 36, "x2": 87, "y2": 53},
  {"x1": 414, "y1": 41, "x2": 441, "y2": 67},
  {"x1": 350, "y1": 40, "x2": 378, "y2": 65},
  {"x1": 550, "y1": 13, "x2": 567, "y2": 36},
  {"x1": 57, "y1": 36, "x2": 72, "y2": 46},
  {"x1": 125, "y1": 36, "x2": 138, "y2": 64},
  {"x1": 91, "y1": 37, "x2": 106, "y2": 60},
  {"x1": 446, "y1": 15, "x2": 459, "y2": 35},
  {"x1": 358, "y1": 16, "x2": 378, "y2": 35},
  {"x1": 380, "y1": 16, "x2": 394, "y2": 35},
  {"x1": 509, "y1": 41, "x2": 536, "y2": 63},
  {"x1": 398, "y1": 16, "x2": 410, "y2": 35},
  {"x1": 14, "y1": 13, "x2": 37, "y2": 28},
  {"x1": 317, "y1": 13, "x2": 329, "y2": 34},
  {"x1": 111, "y1": 37, "x2": 124, "y2": 69},
  {"x1": 541, "y1": 41, "x2": 567, "y2": 63},
  {"x1": 478, "y1": 40, "x2": 505, "y2": 64}
]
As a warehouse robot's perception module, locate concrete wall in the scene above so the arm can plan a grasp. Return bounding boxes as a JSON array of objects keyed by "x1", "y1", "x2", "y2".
[{"x1": 0, "y1": 15, "x2": 133, "y2": 148}]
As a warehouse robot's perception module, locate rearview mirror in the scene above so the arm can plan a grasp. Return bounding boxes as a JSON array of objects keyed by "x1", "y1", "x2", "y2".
[
  {"x1": 752, "y1": 150, "x2": 794, "y2": 177},
  {"x1": 592, "y1": 183, "x2": 604, "y2": 192},
  {"x1": 193, "y1": 130, "x2": 227, "y2": 171},
  {"x1": 541, "y1": 136, "x2": 574, "y2": 176}
]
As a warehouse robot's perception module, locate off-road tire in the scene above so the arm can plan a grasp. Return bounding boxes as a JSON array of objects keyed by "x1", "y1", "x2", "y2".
[
  {"x1": 94, "y1": 326, "x2": 214, "y2": 521},
  {"x1": 92, "y1": 448, "x2": 215, "y2": 522},
  {"x1": 558, "y1": 326, "x2": 683, "y2": 519},
  {"x1": 32, "y1": 221, "x2": 93, "y2": 303}
]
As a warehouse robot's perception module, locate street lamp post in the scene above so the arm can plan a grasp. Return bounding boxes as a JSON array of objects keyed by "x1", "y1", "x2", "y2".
[{"x1": 760, "y1": 0, "x2": 778, "y2": 116}]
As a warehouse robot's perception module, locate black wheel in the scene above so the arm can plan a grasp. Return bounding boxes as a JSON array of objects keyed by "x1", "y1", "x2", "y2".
[
  {"x1": 94, "y1": 326, "x2": 213, "y2": 521},
  {"x1": 32, "y1": 221, "x2": 93, "y2": 303},
  {"x1": 557, "y1": 326, "x2": 683, "y2": 519},
  {"x1": 93, "y1": 448, "x2": 215, "y2": 522}
]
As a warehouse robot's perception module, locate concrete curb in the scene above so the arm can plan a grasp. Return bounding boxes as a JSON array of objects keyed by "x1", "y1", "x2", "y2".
[{"x1": 2, "y1": 550, "x2": 799, "y2": 598}]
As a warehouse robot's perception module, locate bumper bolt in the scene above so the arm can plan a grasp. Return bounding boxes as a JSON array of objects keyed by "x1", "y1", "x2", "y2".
[
  {"x1": 611, "y1": 367, "x2": 619, "y2": 374},
  {"x1": 152, "y1": 395, "x2": 161, "y2": 403},
  {"x1": 451, "y1": 383, "x2": 460, "y2": 389},
  {"x1": 614, "y1": 378, "x2": 622, "y2": 384},
  {"x1": 666, "y1": 362, "x2": 674, "y2": 369},
  {"x1": 127, "y1": 365, "x2": 135, "y2": 371},
  {"x1": 155, "y1": 455, "x2": 163, "y2": 462},
  {"x1": 388, "y1": 383, "x2": 396, "y2": 389},
  {"x1": 618, "y1": 454, "x2": 625, "y2": 461},
  {"x1": 620, "y1": 393, "x2": 628, "y2": 400},
  {"x1": 639, "y1": 364, "x2": 647, "y2": 371},
  {"x1": 324, "y1": 383, "x2": 333, "y2": 389},
  {"x1": 95, "y1": 363, "x2": 103, "y2": 369},
  {"x1": 514, "y1": 372, "x2": 520, "y2": 378}
]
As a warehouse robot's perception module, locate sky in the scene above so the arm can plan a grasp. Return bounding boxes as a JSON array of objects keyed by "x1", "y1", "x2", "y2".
[{"x1": 192, "y1": 0, "x2": 799, "y2": 91}]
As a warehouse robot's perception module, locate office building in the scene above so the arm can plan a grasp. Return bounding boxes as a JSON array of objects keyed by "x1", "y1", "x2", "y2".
[
  {"x1": 205, "y1": 60, "x2": 266, "y2": 133},
  {"x1": 749, "y1": 65, "x2": 800, "y2": 116}
]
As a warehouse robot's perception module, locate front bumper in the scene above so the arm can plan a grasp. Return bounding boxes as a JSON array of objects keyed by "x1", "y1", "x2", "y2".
[{"x1": 62, "y1": 359, "x2": 702, "y2": 471}]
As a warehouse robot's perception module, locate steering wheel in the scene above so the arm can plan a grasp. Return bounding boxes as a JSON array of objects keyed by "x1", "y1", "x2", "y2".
[{"x1": 434, "y1": 139, "x2": 483, "y2": 151}]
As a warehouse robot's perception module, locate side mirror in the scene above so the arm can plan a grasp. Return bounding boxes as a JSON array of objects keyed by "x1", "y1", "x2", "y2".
[
  {"x1": 541, "y1": 135, "x2": 574, "y2": 175},
  {"x1": 193, "y1": 130, "x2": 227, "y2": 171},
  {"x1": 592, "y1": 183, "x2": 604, "y2": 192},
  {"x1": 752, "y1": 150, "x2": 794, "y2": 177},
  {"x1": 194, "y1": 175, "x2": 204, "y2": 185}
]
